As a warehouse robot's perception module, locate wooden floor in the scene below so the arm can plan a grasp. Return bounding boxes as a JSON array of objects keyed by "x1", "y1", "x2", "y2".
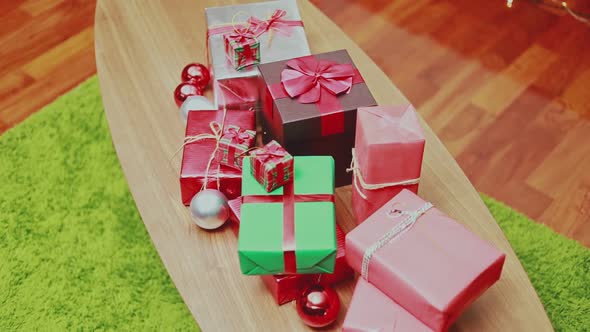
[{"x1": 1, "y1": 0, "x2": 589, "y2": 246}]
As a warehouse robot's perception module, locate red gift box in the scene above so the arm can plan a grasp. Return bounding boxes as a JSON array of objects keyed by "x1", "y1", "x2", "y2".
[
  {"x1": 214, "y1": 125, "x2": 256, "y2": 170},
  {"x1": 350, "y1": 105, "x2": 425, "y2": 224},
  {"x1": 250, "y1": 140, "x2": 294, "y2": 192},
  {"x1": 180, "y1": 110, "x2": 255, "y2": 205},
  {"x1": 227, "y1": 197, "x2": 353, "y2": 305}
]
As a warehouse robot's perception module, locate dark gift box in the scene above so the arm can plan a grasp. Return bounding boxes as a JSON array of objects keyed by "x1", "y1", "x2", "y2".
[{"x1": 258, "y1": 49, "x2": 377, "y2": 186}]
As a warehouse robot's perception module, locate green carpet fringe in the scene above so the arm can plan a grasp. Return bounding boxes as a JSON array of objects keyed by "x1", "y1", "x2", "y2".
[{"x1": 0, "y1": 76, "x2": 588, "y2": 331}]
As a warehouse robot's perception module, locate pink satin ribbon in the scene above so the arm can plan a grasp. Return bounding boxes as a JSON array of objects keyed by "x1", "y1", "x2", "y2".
[
  {"x1": 281, "y1": 57, "x2": 355, "y2": 104},
  {"x1": 207, "y1": 9, "x2": 303, "y2": 39},
  {"x1": 267, "y1": 56, "x2": 365, "y2": 136}
]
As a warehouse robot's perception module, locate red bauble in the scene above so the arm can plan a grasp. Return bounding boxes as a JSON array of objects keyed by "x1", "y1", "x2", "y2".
[
  {"x1": 174, "y1": 82, "x2": 203, "y2": 107},
  {"x1": 181, "y1": 63, "x2": 210, "y2": 90},
  {"x1": 296, "y1": 284, "x2": 340, "y2": 328}
]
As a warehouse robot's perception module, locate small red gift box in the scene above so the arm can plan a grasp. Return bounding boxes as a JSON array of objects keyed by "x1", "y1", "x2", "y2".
[
  {"x1": 343, "y1": 279, "x2": 432, "y2": 332},
  {"x1": 180, "y1": 110, "x2": 255, "y2": 205},
  {"x1": 249, "y1": 140, "x2": 294, "y2": 192},
  {"x1": 214, "y1": 125, "x2": 255, "y2": 170},
  {"x1": 351, "y1": 105, "x2": 425, "y2": 224},
  {"x1": 223, "y1": 27, "x2": 261, "y2": 70},
  {"x1": 346, "y1": 190, "x2": 506, "y2": 332},
  {"x1": 227, "y1": 197, "x2": 353, "y2": 305}
]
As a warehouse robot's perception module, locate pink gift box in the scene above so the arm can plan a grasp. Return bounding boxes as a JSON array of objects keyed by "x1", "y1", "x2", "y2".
[
  {"x1": 346, "y1": 190, "x2": 506, "y2": 332},
  {"x1": 351, "y1": 105, "x2": 425, "y2": 224},
  {"x1": 343, "y1": 278, "x2": 432, "y2": 332}
]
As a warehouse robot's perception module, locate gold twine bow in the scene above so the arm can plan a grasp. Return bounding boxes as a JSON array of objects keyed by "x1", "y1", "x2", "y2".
[{"x1": 346, "y1": 148, "x2": 420, "y2": 200}]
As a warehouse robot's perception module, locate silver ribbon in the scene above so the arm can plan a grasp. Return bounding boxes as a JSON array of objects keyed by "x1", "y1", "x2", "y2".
[{"x1": 361, "y1": 202, "x2": 433, "y2": 281}]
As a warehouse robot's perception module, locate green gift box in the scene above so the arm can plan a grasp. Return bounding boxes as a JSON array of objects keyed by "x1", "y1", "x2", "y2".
[{"x1": 238, "y1": 156, "x2": 337, "y2": 275}]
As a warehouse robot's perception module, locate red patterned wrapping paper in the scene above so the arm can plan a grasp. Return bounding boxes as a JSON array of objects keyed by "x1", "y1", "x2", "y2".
[
  {"x1": 180, "y1": 110, "x2": 255, "y2": 205},
  {"x1": 351, "y1": 105, "x2": 425, "y2": 224},
  {"x1": 223, "y1": 28, "x2": 260, "y2": 71},
  {"x1": 214, "y1": 125, "x2": 255, "y2": 170},
  {"x1": 346, "y1": 190, "x2": 506, "y2": 332},
  {"x1": 343, "y1": 279, "x2": 432, "y2": 332},
  {"x1": 250, "y1": 140, "x2": 294, "y2": 192},
  {"x1": 227, "y1": 197, "x2": 353, "y2": 305}
]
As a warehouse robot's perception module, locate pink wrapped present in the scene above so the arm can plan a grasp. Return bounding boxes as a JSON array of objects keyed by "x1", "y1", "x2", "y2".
[
  {"x1": 343, "y1": 278, "x2": 432, "y2": 332},
  {"x1": 349, "y1": 105, "x2": 425, "y2": 224},
  {"x1": 346, "y1": 190, "x2": 506, "y2": 332}
]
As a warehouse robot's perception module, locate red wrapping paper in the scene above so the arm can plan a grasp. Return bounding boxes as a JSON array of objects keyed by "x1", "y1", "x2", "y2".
[
  {"x1": 227, "y1": 197, "x2": 353, "y2": 305},
  {"x1": 352, "y1": 105, "x2": 425, "y2": 224},
  {"x1": 250, "y1": 140, "x2": 294, "y2": 192},
  {"x1": 346, "y1": 190, "x2": 506, "y2": 332},
  {"x1": 343, "y1": 279, "x2": 432, "y2": 332},
  {"x1": 180, "y1": 110, "x2": 255, "y2": 205}
]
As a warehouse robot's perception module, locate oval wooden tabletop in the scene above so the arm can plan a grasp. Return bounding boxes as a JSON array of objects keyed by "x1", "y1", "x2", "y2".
[{"x1": 94, "y1": 0, "x2": 553, "y2": 331}]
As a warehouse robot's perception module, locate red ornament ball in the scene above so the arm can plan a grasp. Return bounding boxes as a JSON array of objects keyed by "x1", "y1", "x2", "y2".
[
  {"x1": 181, "y1": 63, "x2": 210, "y2": 90},
  {"x1": 174, "y1": 82, "x2": 203, "y2": 107},
  {"x1": 296, "y1": 284, "x2": 340, "y2": 328}
]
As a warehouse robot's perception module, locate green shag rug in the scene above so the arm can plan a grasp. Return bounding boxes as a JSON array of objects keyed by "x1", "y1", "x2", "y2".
[{"x1": 0, "y1": 77, "x2": 588, "y2": 331}]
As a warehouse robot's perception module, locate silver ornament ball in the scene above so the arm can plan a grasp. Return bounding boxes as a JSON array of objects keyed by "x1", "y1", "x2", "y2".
[{"x1": 189, "y1": 189, "x2": 229, "y2": 230}]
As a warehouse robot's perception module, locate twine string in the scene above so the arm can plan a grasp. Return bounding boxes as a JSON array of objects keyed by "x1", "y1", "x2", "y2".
[
  {"x1": 361, "y1": 202, "x2": 433, "y2": 281},
  {"x1": 346, "y1": 148, "x2": 420, "y2": 200},
  {"x1": 174, "y1": 81, "x2": 233, "y2": 191}
]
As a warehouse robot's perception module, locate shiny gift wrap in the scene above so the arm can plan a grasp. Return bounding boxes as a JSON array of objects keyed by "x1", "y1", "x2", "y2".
[
  {"x1": 351, "y1": 105, "x2": 425, "y2": 224},
  {"x1": 250, "y1": 140, "x2": 294, "y2": 192},
  {"x1": 346, "y1": 190, "x2": 506, "y2": 332},
  {"x1": 238, "y1": 156, "x2": 337, "y2": 275},
  {"x1": 228, "y1": 197, "x2": 353, "y2": 304},
  {"x1": 343, "y1": 279, "x2": 432, "y2": 332},
  {"x1": 259, "y1": 50, "x2": 377, "y2": 186},
  {"x1": 180, "y1": 110, "x2": 255, "y2": 205},
  {"x1": 205, "y1": 0, "x2": 310, "y2": 110}
]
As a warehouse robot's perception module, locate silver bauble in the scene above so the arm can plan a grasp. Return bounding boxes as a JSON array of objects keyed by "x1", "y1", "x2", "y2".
[
  {"x1": 189, "y1": 189, "x2": 229, "y2": 230},
  {"x1": 180, "y1": 95, "x2": 216, "y2": 122}
]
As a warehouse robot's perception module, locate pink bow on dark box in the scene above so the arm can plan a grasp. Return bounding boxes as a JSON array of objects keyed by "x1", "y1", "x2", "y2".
[{"x1": 280, "y1": 57, "x2": 355, "y2": 104}]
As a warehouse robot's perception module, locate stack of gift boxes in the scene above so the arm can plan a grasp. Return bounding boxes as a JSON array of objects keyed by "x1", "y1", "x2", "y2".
[{"x1": 179, "y1": 0, "x2": 506, "y2": 330}]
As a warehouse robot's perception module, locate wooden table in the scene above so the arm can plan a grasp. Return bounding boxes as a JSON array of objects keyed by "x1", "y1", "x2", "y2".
[{"x1": 94, "y1": 1, "x2": 553, "y2": 331}]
